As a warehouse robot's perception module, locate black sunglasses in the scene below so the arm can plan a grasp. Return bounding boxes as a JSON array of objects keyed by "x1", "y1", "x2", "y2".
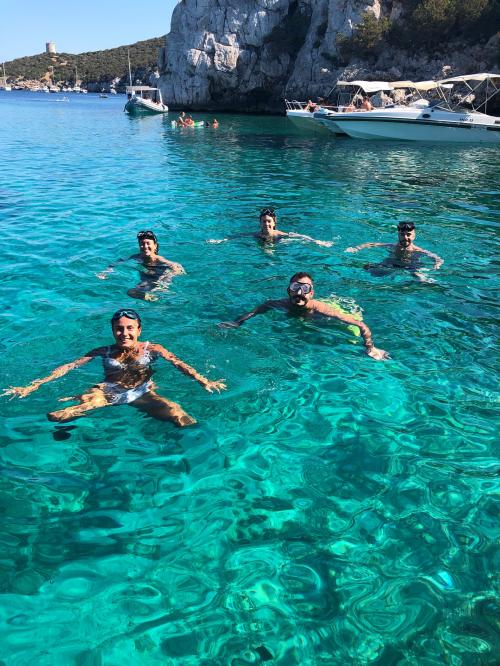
[{"x1": 398, "y1": 224, "x2": 415, "y2": 232}]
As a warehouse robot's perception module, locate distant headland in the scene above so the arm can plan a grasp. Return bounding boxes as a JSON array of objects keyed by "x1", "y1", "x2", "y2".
[{"x1": 3, "y1": 37, "x2": 164, "y2": 93}]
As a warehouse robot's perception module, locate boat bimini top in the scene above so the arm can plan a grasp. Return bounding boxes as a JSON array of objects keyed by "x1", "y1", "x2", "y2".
[{"x1": 436, "y1": 72, "x2": 500, "y2": 114}]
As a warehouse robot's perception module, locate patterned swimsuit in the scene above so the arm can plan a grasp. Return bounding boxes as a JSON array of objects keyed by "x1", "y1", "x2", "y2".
[{"x1": 101, "y1": 342, "x2": 158, "y2": 404}]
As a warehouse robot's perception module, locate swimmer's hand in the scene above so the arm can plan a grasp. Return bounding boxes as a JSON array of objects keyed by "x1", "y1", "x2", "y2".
[
  {"x1": 315, "y1": 240, "x2": 334, "y2": 247},
  {"x1": 203, "y1": 379, "x2": 227, "y2": 393},
  {"x1": 2, "y1": 384, "x2": 38, "y2": 399},
  {"x1": 345, "y1": 247, "x2": 359, "y2": 253},
  {"x1": 96, "y1": 270, "x2": 112, "y2": 280},
  {"x1": 218, "y1": 321, "x2": 240, "y2": 329},
  {"x1": 367, "y1": 347, "x2": 390, "y2": 361}
]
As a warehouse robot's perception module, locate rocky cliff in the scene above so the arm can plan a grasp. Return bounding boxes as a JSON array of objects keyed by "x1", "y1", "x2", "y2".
[{"x1": 158, "y1": 0, "x2": 499, "y2": 112}]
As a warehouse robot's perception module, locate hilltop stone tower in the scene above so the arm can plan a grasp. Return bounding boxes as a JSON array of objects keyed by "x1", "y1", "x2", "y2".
[{"x1": 46, "y1": 42, "x2": 56, "y2": 55}]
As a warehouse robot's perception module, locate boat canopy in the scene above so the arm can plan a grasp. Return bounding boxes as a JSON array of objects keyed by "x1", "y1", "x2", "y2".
[
  {"x1": 438, "y1": 72, "x2": 500, "y2": 84},
  {"x1": 336, "y1": 80, "x2": 392, "y2": 93},
  {"x1": 390, "y1": 80, "x2": 445, "y2": 91},
  {"x1": 126, "y1": 86, "x2": 159, "y2": 93}
]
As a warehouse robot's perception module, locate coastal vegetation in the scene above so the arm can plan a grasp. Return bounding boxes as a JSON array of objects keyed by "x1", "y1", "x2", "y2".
[
  {"x1": 337, "y1": 0, "x2": 499, "y2": 61},
  {"x1": 4, "y1": 37, "x2": 165, "y2": 89}
]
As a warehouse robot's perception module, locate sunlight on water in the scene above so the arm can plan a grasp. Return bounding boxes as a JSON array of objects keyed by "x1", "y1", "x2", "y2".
[{"x1": 0, "y1": 91, "x2": 499, "y2": 664}]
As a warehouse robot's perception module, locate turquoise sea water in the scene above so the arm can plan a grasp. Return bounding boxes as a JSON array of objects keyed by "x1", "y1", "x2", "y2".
[{"x1": 0, "y1": 90, "x2": 498, "y2": 664}]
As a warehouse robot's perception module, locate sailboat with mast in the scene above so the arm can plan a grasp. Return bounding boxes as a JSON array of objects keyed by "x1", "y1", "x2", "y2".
[
  {"x1": 1, "y1": 63, "x2": 12, "y2": 91},
  {"x1": 73, "y1": 65, "x2": 81, "y2": 93},
  {"x1": 124, "y1": 48, "x2": 168, "y2": 114}
]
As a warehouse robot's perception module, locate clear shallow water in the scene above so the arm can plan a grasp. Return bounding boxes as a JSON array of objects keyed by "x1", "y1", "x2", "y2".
[{"x1": 0, "y1": 90, "x2": 498, "y2": 664}]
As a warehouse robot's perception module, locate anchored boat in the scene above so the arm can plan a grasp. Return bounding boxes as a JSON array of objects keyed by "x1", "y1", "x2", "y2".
[
  {"x1": 318, "y1": 74, "x2": 500, "y2": 143},
  {"x1": 124, "y1": 86, "x2": 169, "y2": 115}
]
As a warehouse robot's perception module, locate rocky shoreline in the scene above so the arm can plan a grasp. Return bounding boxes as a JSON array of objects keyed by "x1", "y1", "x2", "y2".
[{"x1": 157, "y1": 0, "x2": 500, "y2": 114}]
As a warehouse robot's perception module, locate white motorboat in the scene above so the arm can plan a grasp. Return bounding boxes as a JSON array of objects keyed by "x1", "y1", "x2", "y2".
[
  {"x1": 319, "y1": 74, "x2": 500, "y2": 143},
  {"x1": 285, "y1": 100, "x2": 333, "y2": 133},
  {"x1": 313, "y1": 80, "x2": 402, "y2": 135},
  {"x1": 124, "y1": 86, "x2": 168, "y2": 115},
  {"x1": 286, "y1": 80, "x2": 394, "y2": 133}
]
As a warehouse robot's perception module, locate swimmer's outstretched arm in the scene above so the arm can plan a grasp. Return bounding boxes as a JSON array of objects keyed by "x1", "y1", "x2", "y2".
[
  {"x1": 284, "y1": 232, "x2": 333, "y2": 247},
  {"x1": 218, "y1": 300, "x2": 277, "y2": 328},
  {"x1": 2, "y1": 348, "x2": 103, "y2": 399},
  {"x1": 315, "y1": 302, "x2": 390, "y2": 361},
  {"x1": 96, "y1": 255, "x2": 134, "y2": 280},
  {"x1": 414, "y1": 245, "x2": 444, "y2": 269},
  {"x1": 206, "y1": 233, "x2": 253, "y2": 244},
  {"x1": 345, "y1": 242, "x2": 391, "y2": 253},
  {"x1": 158, "y1": 258, "x2": 185, "y2": 276},
  {"x1": 151, "y1": 343, "x2": 226, "y2": 393}
]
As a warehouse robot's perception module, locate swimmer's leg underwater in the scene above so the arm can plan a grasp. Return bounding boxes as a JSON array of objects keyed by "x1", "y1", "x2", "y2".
[
  {"x1": 47, "y1": 386, "x2": 196, "y2": 428},
  {"x1": 47, "y1": 385, "x2": 111, "y2": 423},
  {"x1": 130, "y1": 390, "x2": 196, "y2": 427}
]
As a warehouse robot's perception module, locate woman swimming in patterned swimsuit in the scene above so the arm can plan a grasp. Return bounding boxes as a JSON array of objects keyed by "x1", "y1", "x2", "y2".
[{"x1": 2, "y1": 309, "x2": 226, "y2": 427}]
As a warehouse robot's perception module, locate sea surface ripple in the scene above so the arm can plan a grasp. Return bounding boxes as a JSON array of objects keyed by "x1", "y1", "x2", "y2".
[{"x1": 0, "y1": 91, "x2": 498, "y2": 665}]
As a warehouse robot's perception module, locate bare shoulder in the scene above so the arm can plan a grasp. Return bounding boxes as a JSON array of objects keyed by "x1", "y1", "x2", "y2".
[
  {"x1": 85, "y1": 346, "x2": 108, "y2": 358},
  {"x1": 310, "y1": 300, "x2": 335, "y2": 315},
  {"x1": 147, "y1": 342, "x2": 168, "y2": 354},
  {"x1": 267, "y1": 298, "x2": 288, "y2": 309}
]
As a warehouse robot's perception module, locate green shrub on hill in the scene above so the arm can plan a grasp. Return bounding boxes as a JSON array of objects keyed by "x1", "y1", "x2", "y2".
[
  {"x1": 5, "y1": 37, "x2": 165, "y2": 85},
  {"x1": 338, "y1": 0, "x2": 497, "y2": 58}
]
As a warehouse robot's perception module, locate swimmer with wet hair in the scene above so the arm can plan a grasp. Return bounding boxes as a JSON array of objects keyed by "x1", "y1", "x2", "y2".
[
  {"x1": 345, "y1": 222, "x2": 443, "y2": 282},
  {"x1": 219, "y1": 272, "x2": 389, "y2": 360},
  {"x1": 207, "y1": 208, "x2": 333, "y2": 247},
  {"x1": 2, "y1": 309, "x2": 226, "y2": 426},
  {"x1": 96, "y1": 230, "x2": 185, "y2": 300}
]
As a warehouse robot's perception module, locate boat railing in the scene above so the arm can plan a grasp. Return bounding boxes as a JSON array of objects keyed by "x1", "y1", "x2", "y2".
[{"x1": 285, "y1": 99, "x2": 339, "y2": 112}]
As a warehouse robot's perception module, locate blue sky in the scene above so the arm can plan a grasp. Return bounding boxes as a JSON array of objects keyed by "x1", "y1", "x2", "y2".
[{"x1": 1, "y1": 0, "x2": 179, "y2": 62}]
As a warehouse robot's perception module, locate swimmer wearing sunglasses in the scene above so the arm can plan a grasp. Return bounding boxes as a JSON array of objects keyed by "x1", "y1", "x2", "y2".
[
  {"x1": 96, "y1": 230, "x2": 185, "y2": 300},
  {"x1": 2, "y1": 309, "x2": 226, "y2": 427},
  {"x1": 345, "y1": 222, "x2": 443, "y2": 282},
  {"x1": 219, "y1": 272, "x2": 389, "y2": 361},
  {"x1": 207, "y1": 208, "x2": 333, "y2": 247}
]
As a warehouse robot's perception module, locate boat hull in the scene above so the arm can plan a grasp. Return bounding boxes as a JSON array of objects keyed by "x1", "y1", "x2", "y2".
[
  {"x1": 125, "y1": 98, "x2": 169, "y2": 115},
  {"x1": 286, "y1": 110, "x2": 333, "y2": 134},
  {"x1": 330, "y1": 108, "x2": 500, "y2": 143},
  {"x1": 313, "y1": 112, "x2": 347, "y2": 135}
]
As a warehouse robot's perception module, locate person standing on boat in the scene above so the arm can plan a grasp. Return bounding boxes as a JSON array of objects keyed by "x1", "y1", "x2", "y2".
[
  {"x1": 2, "y1": 309, "x2": 226, "y2": 427},
  {"x1": 207, "y1": 208, "x2": 333, "y2": 247},
  {"x1": 219, "y1": 272, "x2": 389, "y2": 361},
  {"x1": 97, "y1": 230, "x2": 185, "y2": 300},
  {"x1": 345, "y1": 222, "x2": 443, "y2": 282}
]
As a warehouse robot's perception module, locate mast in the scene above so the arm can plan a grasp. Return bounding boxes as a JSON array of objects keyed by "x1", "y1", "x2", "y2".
[{"x1": 127, "y1": 49, "x2": 132, "y2": 86}]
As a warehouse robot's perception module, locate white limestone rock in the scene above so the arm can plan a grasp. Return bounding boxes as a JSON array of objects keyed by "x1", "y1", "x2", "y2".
[{"x1": 158, "y1": 0, "x2": 499, "y2": 112}]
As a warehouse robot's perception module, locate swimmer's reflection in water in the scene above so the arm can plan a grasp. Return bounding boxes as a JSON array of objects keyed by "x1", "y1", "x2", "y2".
[
  {"x1": 2, "y1": 309, "x2": 226, "y2": 427},
  {"x1": 96, "y1": 230, "x2": 185, "y2": 301},
  {"x1": 345, "y1": 222, "x2": 443, "y2": 282}
]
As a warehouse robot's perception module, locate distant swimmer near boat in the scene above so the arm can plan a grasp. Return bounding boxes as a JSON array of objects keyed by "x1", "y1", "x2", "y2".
[
  {"x1": 96, "y1": 230, "x2": 185, "y2": 301},
  {"x1": 207, "y1": 208, "x2": 333, "y2": 247},
  {"x1": 2, "y1": 309, "x2": 226, "y2": 427},
  {"x1": 219, "y1": 272, "x2": 389, "y2": 361},
  {"x1": 345, "y1": 221, "x2": 443, "y2": 282}
]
